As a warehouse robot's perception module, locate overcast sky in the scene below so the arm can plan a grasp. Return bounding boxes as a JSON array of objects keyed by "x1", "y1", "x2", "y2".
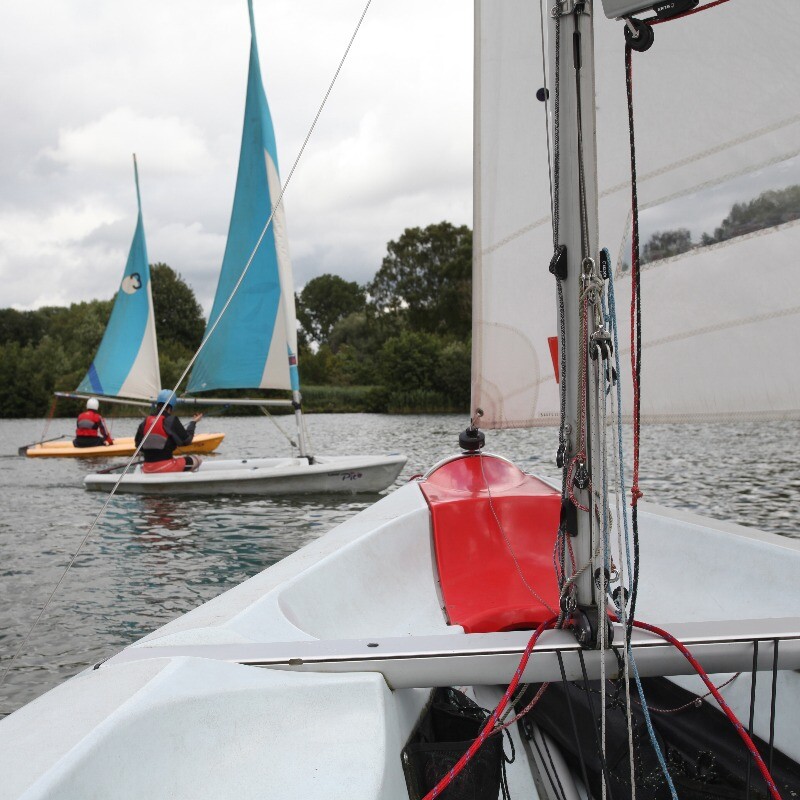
[{"x1": 0, "y1": 0, "x2": 473, "y2": 313}]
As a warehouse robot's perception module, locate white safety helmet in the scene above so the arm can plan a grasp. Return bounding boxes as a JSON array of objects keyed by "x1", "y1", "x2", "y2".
[{"x1": 86, "y1": 397, "x2": 100, "y2": 411}]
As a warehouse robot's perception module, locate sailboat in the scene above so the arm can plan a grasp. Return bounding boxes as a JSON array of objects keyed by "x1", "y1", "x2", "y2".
[
  {"x1": 3, "y1": 0, "x2": 800, "y2": 797},
  {"x1": 24, "y1": 156, "x2": 225, "y2": 459},
  {"x1": 83, "y1": 1, "x2": 406, "y2": 496}
]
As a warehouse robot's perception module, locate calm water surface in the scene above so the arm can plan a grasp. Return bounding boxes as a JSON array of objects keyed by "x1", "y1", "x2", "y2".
[{"x1": 1, "y1": 413, "x2": 798, "y2": 713}]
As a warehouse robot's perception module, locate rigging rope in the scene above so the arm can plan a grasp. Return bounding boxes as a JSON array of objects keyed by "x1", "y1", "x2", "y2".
[
  {"x1": 258, "y1": 405, "x2": 298, "y2": 450},
  {"x1": 628, "y1": 618, "x2": 783, "y2": 800},
  {"x1": 624, "y1": 43, "x2": 643, "y2": 659},
  {"x1": 39, "y1": 396, "x2": 58, "y2": 443},
  {"x1": 0, "y1": 0, "x2": 375, "y2": 692},
  {"x1": 604, "y1": 254, "x2": 637, "y2": 794},
  {"x1": 420, "y1": 617, "x2": 558, "y2": 800},
  {"x1": 614, "y1": 0, "x2": 737, "y2": 788}
]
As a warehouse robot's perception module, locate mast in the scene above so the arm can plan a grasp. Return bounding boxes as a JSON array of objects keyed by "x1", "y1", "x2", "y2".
[{"x1": 549, "y1": 1, "x2": 603, "y2": 616}]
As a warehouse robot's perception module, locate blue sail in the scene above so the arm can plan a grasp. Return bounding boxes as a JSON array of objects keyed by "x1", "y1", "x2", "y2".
[
  {"x1": 188, "y1": 0, "x2": 299, "y2": 394},
  {"x1": 77, "y1": 156, "x2": 161, "y2": 400}
]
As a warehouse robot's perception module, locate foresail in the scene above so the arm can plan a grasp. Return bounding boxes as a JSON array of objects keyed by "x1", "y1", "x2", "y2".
[
  {"x1": 473, "y1": 1, "x2": 800, "y2": 428},
  {"x1": 472, "y1": 1, "x2": 559, "y2": 429},
  {"x1": 187, "y1": 0, "x2": 298, "y2": 395},
  {"x1": 77, "y1": 156, "x2": 160, "y2": 400}
]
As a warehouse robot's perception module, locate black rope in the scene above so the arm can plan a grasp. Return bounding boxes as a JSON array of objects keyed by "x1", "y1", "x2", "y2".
[
  {"x1": 557, "y1": 651, "x2": 593, "y2": 794},
  {"x1": 768, "y1": 639, "x2": 779, "y2": 774},
  {"x1": 540, "y1": 726, "x2": 570, "y2": 800},
  {"x1": 624, "y1": 42, "x2": 642, "y2": 649},
  {"x1": 572, "y1": 7, "x2": 591, "y2": 261},
  {"x1": 551, "y1": 12, "x2": 561, "y2": 248},
  {"x1": 746, "y1": 640, "x2": 760, "y2": 797}
]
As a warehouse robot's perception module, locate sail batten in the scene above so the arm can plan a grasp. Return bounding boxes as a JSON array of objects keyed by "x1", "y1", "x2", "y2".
[
  {"x1": 77, "y1": 155, "x2": 160, "y2": 401},
  {"x1": 187, "y1": 0, "x2": 298, "y2": 395}
]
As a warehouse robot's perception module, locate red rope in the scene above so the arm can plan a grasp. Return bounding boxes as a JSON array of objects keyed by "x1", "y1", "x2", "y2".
[
  {"x1": 626, "y1": 45, "x2": 643, "y2": 508},
  {"x1": 421, "y1": 617, "x2": 558, "y2": 800},
  {"x1": 40, "y1": 396, "x2": 59, "y2": 441},
  {"x1": 630, "y1": 618, "x2": 783, "y2": 800}
]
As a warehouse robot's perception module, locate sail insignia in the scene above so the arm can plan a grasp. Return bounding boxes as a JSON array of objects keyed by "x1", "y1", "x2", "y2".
[
  {"x1": 188, "y1": 0, "x2": 299, "y2": 394},
  {"x1": 76, "y1": 155, "x2": 161, "y2": 400}
]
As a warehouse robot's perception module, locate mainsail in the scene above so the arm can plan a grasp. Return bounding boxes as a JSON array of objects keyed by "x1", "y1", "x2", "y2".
[
  {"x1": 77, "y1": 155, "x2": 160, "y2": 400},
  {"x1": 473, "y1": 1, "x2": 800, "y2": 428},
  {"x1": 187, "y1": 0, "x2": 299, "y2": 395}
]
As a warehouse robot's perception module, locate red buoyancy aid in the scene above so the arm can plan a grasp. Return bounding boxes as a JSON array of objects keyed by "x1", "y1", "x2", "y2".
[
  {"x1": 140, "y1": 415, "x2": 170, "y2": 453},
  {"x1": 75, "y1": 410, "x2": 103, "y2": 438}
]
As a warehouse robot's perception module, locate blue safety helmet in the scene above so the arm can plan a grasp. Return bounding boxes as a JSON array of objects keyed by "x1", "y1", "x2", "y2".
[{"x1": 156, "y1": 389, "x2": 176, "y2": 407}]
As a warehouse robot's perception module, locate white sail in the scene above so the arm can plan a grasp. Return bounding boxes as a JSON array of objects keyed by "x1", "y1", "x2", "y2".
[
  {"x1": 472, "y1": 1, "x2": 557, "y2": 429},
  {"x1": 473, "y1": 0, "x2": 800, "y2": 428}
]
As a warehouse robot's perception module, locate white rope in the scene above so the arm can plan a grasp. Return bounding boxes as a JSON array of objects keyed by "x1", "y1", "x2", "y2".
[
  {"x1": 595, "y1": 336, "x2": 608, "y2": 800},
  {"x1": 604, "y1": 262, "x2": 637, "y2": 796},
  {"x1": 258, "y1": 406, "x2": 297, "y2": 451},
  {"x1": 0, "y1": 0, "x2": 374, "y2": 691},
  {"x1": 609, "y1": 351, "x2": 636, "y2": 797}
]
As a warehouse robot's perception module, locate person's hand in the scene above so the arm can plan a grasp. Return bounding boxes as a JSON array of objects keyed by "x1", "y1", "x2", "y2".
[{"x1": 192, "y1": 413, "x2": 204, "y2": 423}]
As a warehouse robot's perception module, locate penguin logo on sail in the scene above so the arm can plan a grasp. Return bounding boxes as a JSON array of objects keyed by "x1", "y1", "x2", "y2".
[{"x1": 121, "y1": 273, "x2": 142, "y2": 295}]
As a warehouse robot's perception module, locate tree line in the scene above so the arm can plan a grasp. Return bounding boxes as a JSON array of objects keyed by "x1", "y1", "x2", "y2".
[
  {"x1": 0, "y1": 264, "x2": 205, "y2": 418},
  {"x1": 4, "y1": 181, "x2": 791, "y2": 419},
  {"x1": 0, "y1": 222, "x2": 472, "y2": 418},
  {"x1": 295, "y1": 221, "x2": 471, "y2": 414},
  {"x1": 637, "y1": 184, "x2": 800, "y2": 265}
]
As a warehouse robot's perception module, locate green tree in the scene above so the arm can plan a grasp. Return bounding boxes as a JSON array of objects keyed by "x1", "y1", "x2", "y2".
[
  {"x1": 296, "y1": 274, "x2": 366, "y2": 346},
  {"x1": 368, "y1": 222, "x2": 472, "y2": 338},
  {"x1": 641, "y1": 229, "x2": 693, "y2": 264},
  {"x1": 378, "y1": 330, "x2": 442, "y2": 393},
  {"x1": 434, "y1": 340, "x2": 471, "y2": 404},
  {"x1": 41, "y1": 299, "x2": 113, "y2": 358},
  {"x1": 0, "y1": 309, "x2": 46, "y2": 347},
  {"x1": 151, "y1": 263, "x2": 206, "y2": 350},
  {"x1": 701, "y1": 185, "x2": 800, "y2": 245},
  {"x1": 0, "y1": 337, "x2": 66, "y2": 418}
]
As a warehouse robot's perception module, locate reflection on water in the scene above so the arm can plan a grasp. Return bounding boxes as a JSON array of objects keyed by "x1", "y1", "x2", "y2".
[{"x1": 0, "y1": 413, "x2": 798, "y2": 714}]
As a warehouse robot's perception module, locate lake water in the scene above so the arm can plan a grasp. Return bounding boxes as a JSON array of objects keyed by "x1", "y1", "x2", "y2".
[{"x1": 1, "y1": 413, "x2": 798, "y2": 715}]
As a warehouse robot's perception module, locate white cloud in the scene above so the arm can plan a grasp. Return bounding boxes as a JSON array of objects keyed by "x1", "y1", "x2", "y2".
[
  {"x1": 42, "y1": 108, "x2": 211, "y2": 173},
  {"x1": 0, "y1": 0, "x2": 473, "y2": 311}
]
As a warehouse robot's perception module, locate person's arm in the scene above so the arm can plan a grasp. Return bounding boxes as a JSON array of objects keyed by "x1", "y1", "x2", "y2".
[
  {"x1": 164, "y1": 415, "x2": 197, "y2": 446},
  {"x1": 99, "y1": 416, "x2": 113, "y2": 445},
  {"x1": 134, "y1": 421, "x2": 144, "y2": 447}
]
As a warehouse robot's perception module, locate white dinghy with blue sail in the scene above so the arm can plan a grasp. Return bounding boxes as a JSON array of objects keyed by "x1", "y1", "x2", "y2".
[
  {"x1": 84, "y1": 1, "x2": 405, "y2": 495},
  {"x1": 5, "y1": 1, "x2": 800, "y2": 798},
  {"x1": 26, "y1": 156, "x2": 224, "y2": 459}
]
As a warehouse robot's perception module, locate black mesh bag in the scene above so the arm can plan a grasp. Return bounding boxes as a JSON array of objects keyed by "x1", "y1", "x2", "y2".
[{"x1": 402, "y1": 687, "x2": 505, "y2": 800}]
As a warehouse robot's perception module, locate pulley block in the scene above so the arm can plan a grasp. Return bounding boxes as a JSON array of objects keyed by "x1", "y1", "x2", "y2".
[
  {"x1": 571, "y1": 604, "x2": 614, "y2": 650},
  {"x1": 624, "y1": 17, "x2": 655, "y2": 52},
  {"x1": 573, "y1": 462, "x2": 589, "y2": 490}
]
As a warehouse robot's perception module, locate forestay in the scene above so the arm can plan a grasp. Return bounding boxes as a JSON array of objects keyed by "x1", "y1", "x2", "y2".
[
  {"x1": 473, "y1": 0, "x2": 800, "y2": 428},
  {"x1": 76, "y1": 156, "x2": 160, "y2": 400},
  {"x1": 187, "y1": 0, "x2": 299, "y2": 394}
]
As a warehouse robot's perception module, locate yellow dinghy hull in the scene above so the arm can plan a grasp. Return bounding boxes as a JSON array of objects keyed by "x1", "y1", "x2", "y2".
[{"x1": 25, "y1": 433, "x2": 225, "y2": 458}]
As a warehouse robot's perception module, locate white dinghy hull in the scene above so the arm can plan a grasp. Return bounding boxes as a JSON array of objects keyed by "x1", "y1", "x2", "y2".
[
  {"x1": 4, "y1": 460, "x2": 800, "y2": 799},
  {"x1": 83, "y1": 453, "x2": 407, "y2": 495}
]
